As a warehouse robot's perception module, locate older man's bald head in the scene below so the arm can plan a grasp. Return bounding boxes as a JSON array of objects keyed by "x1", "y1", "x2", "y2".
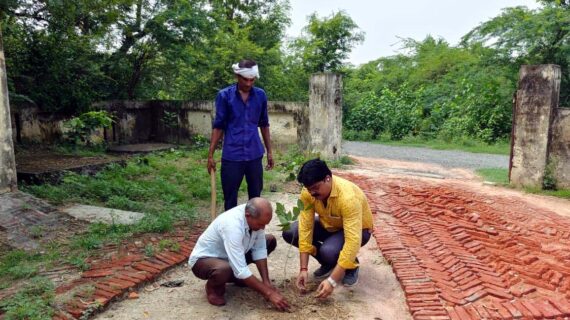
[{"x1": 245, "y1": 197, "x2": 273, "y2": 231}]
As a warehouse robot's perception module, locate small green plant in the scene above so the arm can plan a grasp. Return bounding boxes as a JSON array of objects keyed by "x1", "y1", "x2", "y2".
[
  {"x1": 67, "y1": 253, "x2": 90, "y2": 271},
  {"x1": 64, "y1": 110, "x2": 113, "y2": 146},
  {"x1": 144, "y1": 244, "x2": 155, "y2": 257},
  {"x1": 275, "y1": 200, "x2": 312, "y2": 281},
  {"x1": 543, "y1": 157, "x2": 558, "y2": 190},
  {"x1": 0, "y1": 276, "x2": 55, "y2": 319},
  {"x1": 275, "y1": 200, "x2": 308, "y2": 232},
  {"x1": 158, "y1": 239, "x2": 180, "y2": 252},
  {"x1": 29, "y1": 226, "x2": 44, "y2": 239}
]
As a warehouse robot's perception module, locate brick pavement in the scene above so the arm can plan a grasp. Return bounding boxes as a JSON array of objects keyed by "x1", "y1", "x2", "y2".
[
  {"x1": 50, "y1": 226, "x2": 204, "y2": 320},
  {"x1": 339, "y1": 171, "x2": 570, "y2": 320}
]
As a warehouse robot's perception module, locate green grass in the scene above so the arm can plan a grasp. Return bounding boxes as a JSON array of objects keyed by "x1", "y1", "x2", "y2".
[
  {"x1": 475, "y1": 167, "x2": 570, "y2": 200},
  {"x1": 0, "y1": 277, "x2": 55, "y2": 320},
  {"x1": 476, "y1": 168, "x2": 510, "y2": 185},
  {"x1": 525, "y1": 187, "x2": 570, "y2": 199}
]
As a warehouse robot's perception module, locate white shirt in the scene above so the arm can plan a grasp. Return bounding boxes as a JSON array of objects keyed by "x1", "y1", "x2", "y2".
[{"x1": 188, "y1": 204, "x2": 267, "y2": 279}]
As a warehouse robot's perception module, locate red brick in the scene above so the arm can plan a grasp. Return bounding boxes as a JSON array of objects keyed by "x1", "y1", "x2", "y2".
[
  {"x1": 447, "y1": 309, "x2": 463, "y2": 320},
  {"x1": 485, "y1": 287, "x2": 513, "y2": 299},
  {"x1": 93, "y1": 289, "x2": 118, "y2": 300},
  {"x1": 532, "y1": 299, "x2": 564, "y2": 318},
  {"x1": 114, "y1": 273, "x2": 143, "y2": 285},
  {"x1": 520, "y1": 299, "x2": 543, "y2": 318},
  {"x1": 106, "y1": 278, "x2": 136, "y2": 290},
  {"x1": 454, "y1": 306, "x2": 474, "y2": 320},
  {"x1": 132, "y1": 262, "x2": 161, "y2": 274},
  {"x1": 548, "y1": 298, "x2": 570, "y2": 316},
  {"x1": 154, "y1": 253, "x2": 178, "y2": 265},
  {"x1": 464, "y1": 305, "x2": 482, "y2": 320},
  {"x1": 119, "y1": 270, "x2": 152, "y2": 281},
  {"x1": 511, "y1": 300, "x2": 535, "y2": 318},
  {"x1": 490, "y1": 301, "x2": 513, "y2": 320},
  {"x1": 501, "y1": 302, "x2": 523, "y2": 319},
  {"x1": 94, "y1": 283, "x2": 122, "y2": 295},
  {"x1": 65, "y1": 306, "x2": 85, "y2": 319},
  {"x1": 82, "y1": 268, "x2": 115, "y2": 278},
  {"x1": 143, "y1": 259, "x2": 170, "y2": 271},
  {"x1": 474, "y1": 304, "x2": 491, "y2": 319}
]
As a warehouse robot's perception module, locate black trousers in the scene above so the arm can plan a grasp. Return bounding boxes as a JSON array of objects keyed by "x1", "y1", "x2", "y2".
[{"x1": 221, "y1": 157, "x2": 263, "y2": 210}]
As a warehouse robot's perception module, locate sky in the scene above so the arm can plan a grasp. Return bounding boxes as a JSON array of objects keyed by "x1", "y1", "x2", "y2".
[{"x1": 286, "y1": 0, "x2": 541, "y2": 66}]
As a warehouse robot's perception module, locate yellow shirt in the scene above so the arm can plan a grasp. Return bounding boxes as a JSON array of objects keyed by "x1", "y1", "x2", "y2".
[{"x1": 298, "y1": 175, "x2": 373, "y2": 270}]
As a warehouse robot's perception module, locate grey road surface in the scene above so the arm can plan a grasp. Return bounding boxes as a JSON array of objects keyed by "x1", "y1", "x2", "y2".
[{"x1": 342, "y1": 141, "x2": 509, "y2": 170}]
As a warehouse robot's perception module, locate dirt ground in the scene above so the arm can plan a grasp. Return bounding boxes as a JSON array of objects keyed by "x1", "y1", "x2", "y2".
[{"x1": 92, "y1": 155, "x2": 570, "y2": 320}]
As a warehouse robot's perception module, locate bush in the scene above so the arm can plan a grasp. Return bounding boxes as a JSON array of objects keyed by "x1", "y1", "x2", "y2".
[{"x1": 63, "y1": 111, "x2": 113, "y2": 146}]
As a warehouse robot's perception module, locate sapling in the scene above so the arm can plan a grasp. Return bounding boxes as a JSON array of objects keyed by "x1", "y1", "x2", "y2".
[{"x1": 275, "y1": 200, "x2": 313, "y2": 283}]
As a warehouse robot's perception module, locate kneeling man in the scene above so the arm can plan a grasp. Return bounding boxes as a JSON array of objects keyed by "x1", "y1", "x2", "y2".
[
  {"x1": 189, "y1": 197, "x2": 290, "y2": 311},
  {"x1": 283, "y1": 159, "x2": 373, "y2": 299}
]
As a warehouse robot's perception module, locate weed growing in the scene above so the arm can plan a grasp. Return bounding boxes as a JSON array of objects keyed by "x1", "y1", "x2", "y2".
[{"x1": 0, "y1": 277, "x2": 55, "y2": 320}]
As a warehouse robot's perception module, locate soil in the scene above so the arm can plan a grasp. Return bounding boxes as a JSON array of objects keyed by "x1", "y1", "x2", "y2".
[{"x1": 15, "y1": 148, "x2": 124, "y2": 173}]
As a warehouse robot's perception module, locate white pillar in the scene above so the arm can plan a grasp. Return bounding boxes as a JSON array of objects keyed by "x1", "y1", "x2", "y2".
[{"x1": 0, "y1": 27, "x2": 17, "y2": 193}]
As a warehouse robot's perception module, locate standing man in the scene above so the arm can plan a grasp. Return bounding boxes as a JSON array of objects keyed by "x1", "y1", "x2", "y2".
[
  {"x1": 189, "y1": 197, "x2": 290, "y2": 310},
  {"x1": 282, "y1": 159, "x2": 374, "y2": 299},
  {"x1": 207, "y1": 59, "x2": 273, "y2": 211}
]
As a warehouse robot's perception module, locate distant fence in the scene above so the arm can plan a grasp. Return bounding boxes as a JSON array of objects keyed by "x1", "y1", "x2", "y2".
[{"x1": 9, "y1": 73, "x2": 344, "y2": 160}]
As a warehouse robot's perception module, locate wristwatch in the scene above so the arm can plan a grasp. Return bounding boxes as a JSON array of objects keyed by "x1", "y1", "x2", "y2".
[{"x1": 326, "y1": 276, "x2": 337, "y2": 288}]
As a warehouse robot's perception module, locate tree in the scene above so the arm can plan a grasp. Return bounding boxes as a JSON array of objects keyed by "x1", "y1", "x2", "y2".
[
  {"x1": 461, "y1": 2, "x2": 570, "y2": 105},
  {"x1": 290, "y1": 10, "x2": 364, "y2": 73}
]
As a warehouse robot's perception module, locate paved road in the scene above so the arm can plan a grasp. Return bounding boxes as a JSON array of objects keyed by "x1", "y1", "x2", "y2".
[{"x1": 342, "y1": 141, "x2": 509, "y2": 169}]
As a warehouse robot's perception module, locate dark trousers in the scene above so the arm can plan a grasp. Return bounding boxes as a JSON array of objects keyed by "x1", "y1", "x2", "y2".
[
  {"x1": 191, "y1": 234, "x2": 277, "y2": 289},
  {"x1": 282, "y1": 217, "x2": 371, "y2": 268},
  {"x1": 221, "y1": 157, "x2": 263, "y2": 210}
]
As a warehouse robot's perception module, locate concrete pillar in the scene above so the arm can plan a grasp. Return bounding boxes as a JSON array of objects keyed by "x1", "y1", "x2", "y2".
[
  {"x1": 0, "y1": 27, "x2": 17, "y2": 193},
  {"x1": 551, "y1": 108, "x2": 570, "y2": 189},
  {"x1": 510, "y1": 65, "x2": 561, "y2": 188},
  {"x1": 301, "y1": 73, "x2": 343, "y2": 160}
]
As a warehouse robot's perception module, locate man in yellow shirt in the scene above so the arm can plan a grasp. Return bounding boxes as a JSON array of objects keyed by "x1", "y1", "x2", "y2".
[{"x1": 282, "y1": 159, "x2": 373, "y2": 299}]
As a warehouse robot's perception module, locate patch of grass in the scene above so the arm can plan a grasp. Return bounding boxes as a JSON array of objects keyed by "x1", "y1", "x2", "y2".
[
  {"x1": 525, "y1": 187, "x2": 570, "y2": 199},
  {"x1": 52, "y1": 143, "x2": 108, "y2": 157},
  {"x1": 476, "y1": 168, "x2": 510, "y2": 185},
  {"x1": 0, "y1": 276, "x2": 55, "y2": 319},
  {"x1": 0, "y1": 250, "x2": 44, "y2": 281},
  {"x1": 364, "y1": 135, "x2": 511, "y2": 155}
]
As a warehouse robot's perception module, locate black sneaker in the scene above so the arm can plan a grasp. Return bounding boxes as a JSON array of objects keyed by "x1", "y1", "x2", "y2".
[
  {"x1": 342, "y1": 267, "x2": 359, "y2": 287},
  {"x1": 313, "y1": 264, "x2": 334, "y2": 279}
]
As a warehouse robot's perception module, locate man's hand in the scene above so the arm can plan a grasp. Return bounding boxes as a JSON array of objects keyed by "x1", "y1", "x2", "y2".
[
  {"x1": 296, "y1": 270, "x2": 308, "y2": 293},
  {"x1": 207, "y1": 156, "x2": 216, "y2": 174},
  {"x1": 315, "y1": 279, "x2": 334, "y2": 299},
  {"x1": 267, "y1": 290, "x2": 290, "y2": 311},
  {"x1": 265, "y1": 153, "x2": 274, "y2": 170},
  {"x1": 263, "y1": 279, "x2": 275, "y2": 290}
]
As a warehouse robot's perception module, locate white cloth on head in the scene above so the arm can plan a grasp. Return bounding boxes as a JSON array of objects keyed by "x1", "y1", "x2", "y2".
[{"x1": 232, "y1": 63, "x2": 260, "y2": 79}]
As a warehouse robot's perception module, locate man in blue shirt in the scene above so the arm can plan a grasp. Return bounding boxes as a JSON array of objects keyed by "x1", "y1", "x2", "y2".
[
  {"x1": 207, "y1": 59, "x2": 273, "y2": 210},
  {"x1": 189, "y1": 197, "x2": 289, "y2": 310}
]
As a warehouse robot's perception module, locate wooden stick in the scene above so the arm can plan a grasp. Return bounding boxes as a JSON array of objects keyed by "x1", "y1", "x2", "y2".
[{"x1": 210, "y1": 170, "x2": 217, "y2": 220}]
